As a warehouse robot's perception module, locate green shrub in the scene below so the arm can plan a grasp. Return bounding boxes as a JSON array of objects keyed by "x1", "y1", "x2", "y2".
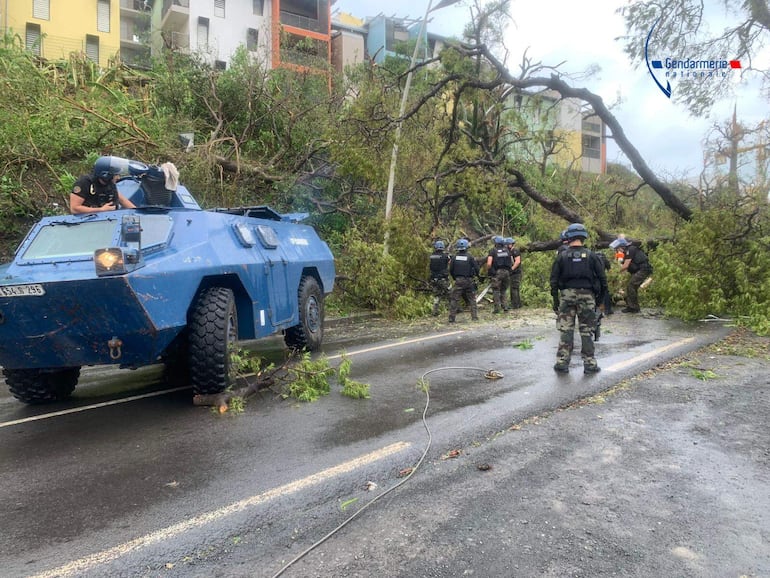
[{"x1": 649, "y1": 209, "x2": 770, "y2": 334}]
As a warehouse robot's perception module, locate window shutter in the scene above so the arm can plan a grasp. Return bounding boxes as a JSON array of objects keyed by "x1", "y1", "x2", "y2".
[
  {"x1": 26, "y1": 25, "x2": 41, "y2": 55},
  {"x1": 32, "y1": 0, "x2": 50, "y2": 20},
  {"x1": 97, "y1": 0, "x2": 111, "y2": 33},
  {"x1": 86, "y1": 36, "x2": 100, "y2": 63},
  {"x1": 214, "y1": 0, "x2": 225, "y2": 18}
]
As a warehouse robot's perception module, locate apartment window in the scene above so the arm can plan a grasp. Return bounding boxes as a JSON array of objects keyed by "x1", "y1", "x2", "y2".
[
  {"x1": 214, "y1": 60, "x2": 227, "y2": 70},
  {"x1": 85, "y1": 35, "x2": 100, "y2": 63},
  {"x1": 96, "y1": 0, "x2": 111, "y2": 33},
  {"x1": 197, "y1": 17, "x2": 209, "y2": 50},
  {"x1": 214, "y1": 0, "x2": 225, "y2": 18},
  {"x1": 25, "y1": 23, "x2": 41, "y2": 56},
  {"x1": 582, "y1": 120, "x2": 600, "y2": 134},
  {"x1": 582, "y1": 134, "x2": 601, "y2": 159},
  {"x1": 253, "y1": 0, "x2": 264, "y2": 16},
  {"x1": 32, "y1": 0, "x2": 50, "y2": 20},
  {"x1": 247, "y1": 28, "x2": 258, "y2": 51}
]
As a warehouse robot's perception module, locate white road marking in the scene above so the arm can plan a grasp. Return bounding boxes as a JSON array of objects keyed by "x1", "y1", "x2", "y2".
[
  {"x1": 0, "y1": 387, "x2": 189, "y2": 429},
  {"x1": 28, "y1": 441, "x2": 411, "y2": 578},
  {"x1": 326, "y1": 330, "x2": 465, "y2": 360},
  {"x1": 0, "y1": 331, "x2": 464, "y2": 428},
  {"x1": 604, "y1": 336, "x2": 697, "y2": 372}
]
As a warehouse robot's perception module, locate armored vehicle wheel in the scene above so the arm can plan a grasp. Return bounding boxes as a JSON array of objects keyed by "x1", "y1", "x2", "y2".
[
  {"x1": 189, "y1": 287, "x2": 238, "y2": 395},
  {"x1": 3, "y1": 367, "x2": 80, "y2": 404},
  {"x1": 284, "y1": 276, "x2": 324, "y2": 351}
]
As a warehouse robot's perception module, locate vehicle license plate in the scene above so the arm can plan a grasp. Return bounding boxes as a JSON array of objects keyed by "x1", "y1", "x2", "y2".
[{"x1": 0, "y1": 284, "x2": 46, "y2": 297}]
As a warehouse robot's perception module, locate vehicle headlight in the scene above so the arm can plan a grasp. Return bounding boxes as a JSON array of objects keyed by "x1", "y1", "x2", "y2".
[{"x1": 94, "y1": 248, "x2": 127, "y2": 276}]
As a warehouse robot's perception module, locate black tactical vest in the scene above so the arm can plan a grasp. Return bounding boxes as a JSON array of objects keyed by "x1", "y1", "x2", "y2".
[
  {"x1": 451, "y1": 253, "x2": 473, "y2": 277},
  {"x1": 558, "y1": 248, "x2": 594, "y2": 290},
  {"x1": 492, "y1": 248, "x2": 512, "y2": 270},
  {"x1": 429, "y1": 252, "x2": 449, "y2": 277}
]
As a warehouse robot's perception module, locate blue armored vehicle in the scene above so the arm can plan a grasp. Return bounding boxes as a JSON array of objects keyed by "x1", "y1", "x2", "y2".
[{"x1": 0, "y1": 157, "x2": 336, "y2": 404}]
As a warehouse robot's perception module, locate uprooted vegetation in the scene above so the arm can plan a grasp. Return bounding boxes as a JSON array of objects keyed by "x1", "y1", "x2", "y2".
[{"x1": 1, "y1": 1, "x2": 769, "y2": 335}]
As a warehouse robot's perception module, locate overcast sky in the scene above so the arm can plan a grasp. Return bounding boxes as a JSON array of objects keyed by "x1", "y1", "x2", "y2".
[{"x1": 332, "y1": 0, "x2": 768, "y2": 179}]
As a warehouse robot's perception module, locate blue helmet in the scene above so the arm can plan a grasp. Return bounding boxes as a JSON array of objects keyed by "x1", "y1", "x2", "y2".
[
  {"x1": 456, "y1": 239, "x2": 469, "y2": 251},
  {"x1": 564, "y1": 223, "x2": 588, "y2": 240},
  {"x1": 493, "y1": 235, "x2": 504, "y2": 245},
  {"x1": 433, "y1": 241, "x2": 445, "y2": 251},
  {"x1": 610, "y1": 237, "x2": 629, "y2": 248},
  {"x1": 505, "y1": 237, "x2": 515, "y2": 245},
  {"x1": 93, "y1": 156, "x2": 122, "y2": 180}
]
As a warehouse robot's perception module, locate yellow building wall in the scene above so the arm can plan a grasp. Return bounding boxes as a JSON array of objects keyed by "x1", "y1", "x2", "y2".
[
  {"x1": 553, "y1": 129, "x2": 583, "y2": 169},
  {"x1": 5, "y1": 1, "x2": 120, "y2": 68}
]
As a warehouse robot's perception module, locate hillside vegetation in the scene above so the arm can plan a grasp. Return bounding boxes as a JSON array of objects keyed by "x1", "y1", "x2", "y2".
[{"x1": 1, "y1": 31, "x2": 768, "y2": 333}]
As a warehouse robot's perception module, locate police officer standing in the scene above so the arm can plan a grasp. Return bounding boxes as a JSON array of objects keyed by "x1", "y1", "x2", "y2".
[
  {"x1": 550, "y1": 223, "x2": 608, "y2": 374},
  {"x1": 506, "y1": 237, "x2": 522, "y2": 309},
  {"x1": 613, "y1": 236, "x2": 652, "y2": 313},
  {"x1": 485, "y1": 236, "x2": 512, "y2": 314},
  {"x1": 428, "y1": 241, "x2": 450, "y2": 316},
  {"x1": 448, "y1": 239, "x2": 479, "y2": 323}
]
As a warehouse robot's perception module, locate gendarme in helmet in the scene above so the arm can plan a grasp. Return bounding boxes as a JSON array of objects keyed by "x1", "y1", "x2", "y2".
[
  {"x1": 433, "y1": 240, "x2": 445, "y2": 251},
  {"x1": 505, "y1": 237, "x2": 515, "y2": 245},
  {"x1": 610, "y1": 236, "x2": 629, "y2": 249},
  {"x1": 93, "y1": 156, "x2": 122, "y2": 181},
  {"x1": 565, "y1": 223, "x2": 589, "y2": 240},
  {"x1": 456, "y1": 239, "x2": 469, "y2": 251},
  {"x1": 493, "y1": 235, "x2": 504, "y2": 245}
]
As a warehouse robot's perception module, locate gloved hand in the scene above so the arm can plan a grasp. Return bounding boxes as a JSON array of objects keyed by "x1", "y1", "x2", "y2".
[{"x1": 551, "y1": 288, "x2": 560, "y2": 314}]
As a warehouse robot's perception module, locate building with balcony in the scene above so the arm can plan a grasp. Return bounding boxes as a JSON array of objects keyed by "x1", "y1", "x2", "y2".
[
  {"x1": 120, "y1": 0, "x2": 152, "y2": 67},
  {"x1": 150, "y1": 0, "x2": 332, "y2": 72},
  {"x1": 330, "y1": 10, "x2": 449, "y2": 74},
  {"x1": 508, "y1": 90, "x2": 607, "y2": 175},
  {"x1": 3, "y1": 0, "x2": 121, "y2": 68}
]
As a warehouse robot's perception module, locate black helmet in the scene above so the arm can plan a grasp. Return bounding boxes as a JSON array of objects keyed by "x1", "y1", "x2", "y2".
[
  {"x1": 565, "y1": 223, "x2": 588, "y2": 240},
  {"x1": 93, "y1": 156, "x2": 122, "y2": 180}
]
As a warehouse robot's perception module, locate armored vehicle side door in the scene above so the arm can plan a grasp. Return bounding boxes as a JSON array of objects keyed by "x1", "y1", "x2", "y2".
[{"x1": 253, "y1": 224, "x2": 292, "y2": 326}]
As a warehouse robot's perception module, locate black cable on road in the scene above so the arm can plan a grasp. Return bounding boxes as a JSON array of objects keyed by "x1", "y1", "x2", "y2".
[{"x1": 271, "y1": 366, "x2": 503, "y2": 578}]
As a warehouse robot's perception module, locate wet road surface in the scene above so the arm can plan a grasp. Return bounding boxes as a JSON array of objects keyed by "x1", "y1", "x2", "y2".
[{"x1": 0, "y1": 309, "x2": 733, "y2": 577}]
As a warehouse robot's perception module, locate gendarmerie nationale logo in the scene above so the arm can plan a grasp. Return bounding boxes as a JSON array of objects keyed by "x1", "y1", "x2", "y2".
[{"x1": 645, "y1": 16, "x2": 742, "y2": 99}]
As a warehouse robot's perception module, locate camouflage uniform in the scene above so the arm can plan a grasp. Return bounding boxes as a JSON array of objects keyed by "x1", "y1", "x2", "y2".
[
  {"x1": 430, "y1": 277, "x2": 450, "y2": 316},
  {"x1": 622, "y1": 245, "x2": 652, "y2": 312},
  {"x1": 508, "y1": 243, "x2": 522, "y2": 309},
  {"x1": 550, "y1": 239, "x2": 608, "y2": 373},
  {"x1": 555, "y1": 288, "x2": 598, "y2": 369},
  {"x1": 428, "y1": 247, "x2": 450, "y2": 316},
  {"x1": 448, "y1": 248, "x2": 479, "y2": 322},
  {"x1": 487, "y1": 242, "x2": 512, "y2": 313}
]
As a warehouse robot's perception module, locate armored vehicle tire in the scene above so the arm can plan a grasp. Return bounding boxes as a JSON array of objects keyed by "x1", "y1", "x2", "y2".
[
  {"x1": 189, "y1": 287, "x2": 238, "y2": 395},
  {"x1": 3, "y1": 367, "x2": 80, "y2": 404},
  {"x1": 284, "y1": 276, "x2": 324, "y2": 351}
]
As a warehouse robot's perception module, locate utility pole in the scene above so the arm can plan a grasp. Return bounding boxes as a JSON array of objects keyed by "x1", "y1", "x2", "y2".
[{"x1": 382, "y1": 0, "x2": 459, "y2": 255}]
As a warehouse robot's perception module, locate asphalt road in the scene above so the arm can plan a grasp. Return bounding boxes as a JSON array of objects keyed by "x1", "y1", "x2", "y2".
[{"x1": 2, "y1": 308, "x2": 765, "y2": 577}]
